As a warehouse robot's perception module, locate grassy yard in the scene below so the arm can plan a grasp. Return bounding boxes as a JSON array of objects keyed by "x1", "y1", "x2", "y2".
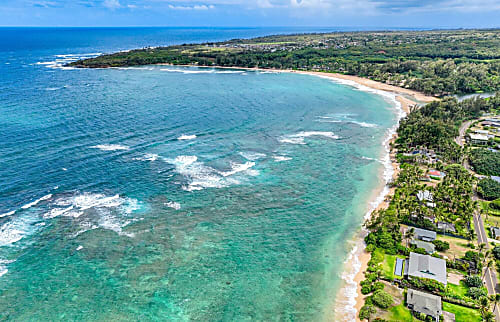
[
  {"x1": 385, "y1": 304, "x2": 422, "y2": 322},
  {"x1": 445, "y1": 281, "x2": 468, "y2": 298},
  {"x1": 442, "y1": 302, "x2": 482, "y2": 322},
  {"x1": 381, "y1": 253, "x2": 406, "y2": 280},
  {"x1": 435, "y1": 234, "x2": 472, "y2": 259}
]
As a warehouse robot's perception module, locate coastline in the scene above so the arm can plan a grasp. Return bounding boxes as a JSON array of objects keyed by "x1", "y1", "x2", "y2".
[
  {"x1": 157, "y1": 63, "x2": 433, "y2": 321},
  {"x1": 129, "y1": 63, "x2": 433, "y2": 320}
]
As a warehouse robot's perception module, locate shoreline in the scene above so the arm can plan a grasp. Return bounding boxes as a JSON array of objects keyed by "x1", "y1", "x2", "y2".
[
  {"x1": 158, "y1": 63, "x2": 433, "y2": 321},
  {"x1": 125, "y1": 63, "x2": 433, "y2": 320}
]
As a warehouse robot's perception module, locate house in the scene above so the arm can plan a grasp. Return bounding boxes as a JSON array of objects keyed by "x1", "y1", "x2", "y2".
[
  {"x1": 406, "y1": 252, "x2": 447, "y2": 285},
  {"x1": 414, "y1": 228, "x2": 437, "y2": 242},
  {"x1": 407, "y1": 289, "x2": 442, "y2": 322},
  {"x1": 491, "y1": 227, "x2": 500, "y2": 240},
  {"x1": 411, "y1": 240, "x2": 436, "y2": 254},
  {"x1": 417, "y1": 190, "x2": 436, "y2": 208},
  {"x1": 469, "y1": 133, "x2": 489, "y2": 145},
  {"x1": 437, "y1": 222, "x2": 456, "y2": 233}
]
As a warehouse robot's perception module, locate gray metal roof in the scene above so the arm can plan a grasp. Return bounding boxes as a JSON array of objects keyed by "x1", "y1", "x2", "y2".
[
  {"x1": 414, "y1": 228, "x2": 437, "y2": 241},
  {"x1": 411, "y1": 240, "x2": 436, "y2": 254},
  {"x1": 407, "y1": 252, "x2": 447, "y2": 285},
  {"x1": 407, "y1": 288, "x2": 442, "y2": 318}
]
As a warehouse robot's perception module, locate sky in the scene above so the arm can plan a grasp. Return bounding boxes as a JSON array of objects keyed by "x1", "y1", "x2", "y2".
[{"x1": 1, "y1": 0, "x2": 499, "y2": 28}]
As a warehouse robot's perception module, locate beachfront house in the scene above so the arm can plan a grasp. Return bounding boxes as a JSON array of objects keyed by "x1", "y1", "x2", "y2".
[
  {"x1": 469, "y1": 133, "x2": 489, "y2": 145},
  {"x1": 406, "y1": 252, "x2": 447, "y2": 285},
  {"x1": 414, "y1": 228, "x2": 437, "y2": 242},
  {"x1": 417, "y1": 190, "x2": 436, "y2": 208},
  {"x1": 437, "y1": 222, "x2": 456, "y2": 234},
  {"x1": 407, "y1": 289, "x2": 442, "y2": 322},
  {"x1": 411, "y1": 240, "x2": 435, "y2": 254},
  {"x1": 491, "y1": 227, "x2": 500, "y2": 240}
]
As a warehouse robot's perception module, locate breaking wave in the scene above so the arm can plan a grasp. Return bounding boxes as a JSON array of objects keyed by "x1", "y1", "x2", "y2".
[
  {"x1": 91, "y1": 144, "x2": 130, "y2": 151},
  {"x1": 279, "y1": 131, "x2": 339, "y2": 145}
]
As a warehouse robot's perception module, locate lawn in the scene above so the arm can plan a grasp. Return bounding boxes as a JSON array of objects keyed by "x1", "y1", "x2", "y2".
[
  {"x1": 381, "y1": 254, "x2": 406, "y2": 280},
  {"x1": 385, "y1": 303, "x2": 421, "y2": 322},
  {"x1": 435, "y1": 234, "x2": 472, "y2": 259},
  {"x1": 442, "y1": 302, "x2": 482, "y2": 322},
  {"x1": 445, "y1": 281, "x2": 468, "y2": 299}
]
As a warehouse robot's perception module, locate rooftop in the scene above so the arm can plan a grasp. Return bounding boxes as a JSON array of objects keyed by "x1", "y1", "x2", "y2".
[
  {"x1": 414, "y1": 228, "x2": 437, "y2": 241},
  {"x1": 411, "y1": 240, "x2": 436, "y2": 254},
  {"x1": 407, "y1": 252, "x2": 447, "y2": 285},
  {"x1": 470, "y1": 133, "x2": 489, "y2": 141},
  {"x1": 407, "y1": 288, "x2": 442, "y2": 319}
]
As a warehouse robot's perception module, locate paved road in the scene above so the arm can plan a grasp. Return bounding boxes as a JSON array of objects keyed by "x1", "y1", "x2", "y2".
[
  {"x1": 455, "y1": 120, "x2": 472, "y2": 146},
  {"x1": 474, "y1": 212, "x2": 489, "y2": 246},
  {"x1": 473, "y1": 213, "x2": 500, "y2": 321}
]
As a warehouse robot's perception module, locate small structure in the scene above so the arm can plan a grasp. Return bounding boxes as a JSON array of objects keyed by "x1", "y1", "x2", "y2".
[
  {"x1": 428, "y1": 170, "x2": 445, "y2": 179},
  {"x1": 437, "y1": 222, "x2": 456, "y2": 233},
  {"x1": 406, "y1": 252, "x2": 447, "y2": 285},
  {"x1": 411, "y1": 239, "x2": 436, "y2": 254},
  {"x1": 491, "y1": 227, "x2": 500, "y2": 240},
  {"x1": 469, "y1": 133, "x2": 489, "y2": 145},
  {"x1": 395, "y1": 257, "x2": 404, "y2": 277},
  {"x1": 414, "y1": 228, "x2": 437, "y2": 242},
  {"x1": 491, "y1": 176, "x2": 500, "y2": 183},
  {"x1": 407, "y1": 288, "x2": 442, "y2": 322},
  {"x1": 475, "y1": 129, "x2": 489, "y2": 135}
]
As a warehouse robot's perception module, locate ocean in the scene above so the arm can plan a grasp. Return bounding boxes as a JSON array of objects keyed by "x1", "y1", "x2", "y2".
[{"x1": 0, "y1": 27, "x2": 400, "y2": 321}]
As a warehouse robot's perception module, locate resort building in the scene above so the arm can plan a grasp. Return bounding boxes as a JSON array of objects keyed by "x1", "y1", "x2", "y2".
[
  {"x1": 407, "y1": 289, "x2": 442, "y2": 322},
  {"x1": 414, "y1": 228, "x2": 437, "y2": 242},
  {"x1": 411, "y1": 240, "x2": 435, "y2": 254},
  {"x1": 428, "y1": 170, "x2": 445, "y2": 179},
  {"x1": 406, "y1": 252, "x2": 447, "y2": 285}
]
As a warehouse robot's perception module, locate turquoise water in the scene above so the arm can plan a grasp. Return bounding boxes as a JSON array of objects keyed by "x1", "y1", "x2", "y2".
[{"x1": 0, "y1": 29, "x2": 398, "y2": 321}]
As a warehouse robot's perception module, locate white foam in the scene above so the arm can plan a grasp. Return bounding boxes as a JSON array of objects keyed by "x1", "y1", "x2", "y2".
[
  {"x1": 334, "y1": 78, "x2": 404, "y2": 320},
  {"x1": 279, "y1": 131, "x2": 339, "y2": 145},
  {"x1": 0, "y1": 213, "x2": 40, "y2": 247},
  {"x1": 165, "y1": 201, "x2": 181, "y2": 210},
  {"x1": 91, "y1": 144, "x2": 130, "y2": 151},
  {"x1": 317, "y1": 116, "x2": 377, "y2": 128},
  {"x1": 0, "y1": 259, "x2": 14, "y2": 278},
  {"x1": 20, "y1": 194, "x2": 52, "y2": 210},
  {"x1": 134, "y1": 153, "x2": 159, "y2": 161},
  {"x1": 239, "y1": 151, "x2": 266, "y2": 161},
  {"x1": 177, "y1": 134, "x2": 197, "y2": 140},
  {"x1": 273, "y1": 156, "x2": 292, "y2": 162},
  {"x1": 36, "y1": 53, "x2": 102, "y2": 70},
  {"x1": 76, "y1": 245, "x2": 83, "y2": 251},
  {"x1": 0, "y1": 210, "x2": 15, "y2": 218},
  {"x1": 166, "y1": 155, "x2": 256, "y2": 191},
  {"x1": 62, "y1": 168, "x2": 67, "y2": 171},
  {"x1": 220, "y1": 161, "x2": 256, "y2": 177}
]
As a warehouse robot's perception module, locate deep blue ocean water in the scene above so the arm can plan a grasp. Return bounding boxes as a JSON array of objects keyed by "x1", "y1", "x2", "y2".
[{"x1": 0, "y1": 28, "x2": 399, "y2": 321}]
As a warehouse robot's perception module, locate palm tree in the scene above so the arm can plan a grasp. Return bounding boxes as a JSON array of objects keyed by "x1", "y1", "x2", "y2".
[
  {"x1": 483, "y1": 311, "x2": 495, "y2": 322},
  {"x1": 483, "y1": 259, "x2": 494, "y2": 281},
  {"x1": 489, "y1": 294, "x2": 500, "y2": 313},
  {"x1": 405, "y1": 227, "x2": 415, "y2": 247}
]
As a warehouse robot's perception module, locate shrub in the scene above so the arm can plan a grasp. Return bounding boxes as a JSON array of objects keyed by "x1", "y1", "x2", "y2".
[
  {"x1": 359, "y1": 304, "x2": 376, "y2": 320},
  {"x1": 371, "y1": 290, "x2": 394, "y2": 309},
  {"x1": 470, "y1": 149, "x2": 500, "y2": 176},
  {"x1": 467, "y1": 287, "x2": 487, "y2": 299},
  {"x1": 478, "y1": 178, "x2": 500, "y2": 201},
  {"x1": 409, "y1": 277, "x2": 445, "y2": 292},
  {"x1": 361, "y1": 285, "x2": 372, "y2": 295},
  {"x1": 464, "y1": 275, "x2": 483, "y2": 288},
  {"x1": 491, "y1": 198, "x2": 500, "y2": 210},
  {"x1": 432, "y1": 240, "x2": 450, "y2": 251},
  {"x1": 493, "y1": 246, "x2": 500, "y2": 260},
  {"x1": 373, "y1": 281, "x2": 385, "y2": 292}
]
